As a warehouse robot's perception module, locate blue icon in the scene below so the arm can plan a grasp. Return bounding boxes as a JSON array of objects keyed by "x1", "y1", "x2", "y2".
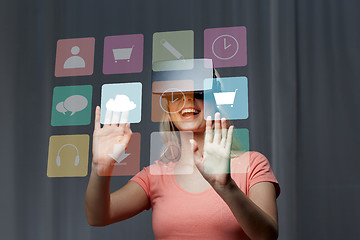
[
  {"x1": 204, "y1": 77, "x2": 248, "y2": 120},
  {"x1": 100, "y1": 82, "x2": 142, "y2": 124}
]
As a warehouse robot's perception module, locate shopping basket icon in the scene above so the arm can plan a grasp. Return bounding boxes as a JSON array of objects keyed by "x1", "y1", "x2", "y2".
[
  {"x1": 112, "y1": 46, "x2": 134, "y2": 62},
  {"x1": 213, "y1": 89, "x2": 238, "y2": 107}
]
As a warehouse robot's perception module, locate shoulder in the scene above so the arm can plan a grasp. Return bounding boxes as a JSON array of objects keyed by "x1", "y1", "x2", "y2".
[
  {"x1": 230, "y1": 151, "x2": 268, "y2": 173},
  {"x1": 247, "y1": 151, "x2": 275, "y2": 177},
  {"x1": 231, "y1": 151, "x2": 280, "y2": 197}
]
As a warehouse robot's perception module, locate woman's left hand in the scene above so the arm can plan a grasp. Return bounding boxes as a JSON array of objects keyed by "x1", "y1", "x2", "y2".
[{"x1": 191, "y1": 112, "x2": 234, "y2": 189}]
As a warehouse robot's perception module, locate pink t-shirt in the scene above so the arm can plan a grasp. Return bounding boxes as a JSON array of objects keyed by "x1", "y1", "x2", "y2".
[{"x1": 130, "y1": 151, "x2": 280, "y2": 240}]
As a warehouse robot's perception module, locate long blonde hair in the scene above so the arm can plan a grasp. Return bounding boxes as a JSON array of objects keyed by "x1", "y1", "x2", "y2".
[{"x1": 159, "y1": 101, "x2": 182, "y2": 163}]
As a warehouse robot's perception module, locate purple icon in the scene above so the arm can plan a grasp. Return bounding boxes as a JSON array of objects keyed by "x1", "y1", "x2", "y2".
[
  {"x1": 103, "y1": 34, "x2": 144, "y2": 74},
  {"x1": 204, "y1": 26, "x2": 247, "y2": 68}
]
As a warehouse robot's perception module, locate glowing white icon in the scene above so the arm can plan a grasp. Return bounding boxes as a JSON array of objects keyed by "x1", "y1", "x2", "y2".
[
  {"x1": 63, "y1": 46, "x2": 86, "y2": 69},
  {"x1": 160, "y1": 39, "x2": 184, "y2": 60},
  {"x1": 213, "y1": 89, "x2": 237, "y2": 107},
  {"x1": 104, "y1": 95, "x2": 136, "y2": 124},
  {"x1": 112, "y1": 46, "x2": 134, "y2": 63},
  {"x1": 56, "y1": 95, "x2": 88, "y2": 116},
  {"x1": 108, "y1": 143, "x2": 130, "y2": 165}
]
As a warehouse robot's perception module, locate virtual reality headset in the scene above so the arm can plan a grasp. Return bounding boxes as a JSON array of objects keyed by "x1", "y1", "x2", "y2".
[{"x1": 152, "y1": 58, "x2": 221, "y2": 94}]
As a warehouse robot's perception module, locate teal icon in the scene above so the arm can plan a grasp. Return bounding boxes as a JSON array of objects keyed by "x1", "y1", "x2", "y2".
[
  {"x1": 204, "y1": 77, "x2": 248, "y2": 120},
  {"x1": 232, "y1": 128, "x2": 249, "y2": 152},
  {"x1": 51, "y1": 85, "x2": 93, "y2": 126}
]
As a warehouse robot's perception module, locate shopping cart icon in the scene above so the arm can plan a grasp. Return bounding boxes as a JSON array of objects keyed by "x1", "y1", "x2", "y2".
[
  {"x1": 112, "y1": 46, "x2": 134, "y2": 62},
  {"x1": 213, "y1": 89, "x2": 238, "y2": 107}
]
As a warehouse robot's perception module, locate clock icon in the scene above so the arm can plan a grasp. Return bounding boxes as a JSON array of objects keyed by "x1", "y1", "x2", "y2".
[
  {"x1": 160, "y1": 88, "x2": 186, "y2": 113},
  {"x1": 163, "y1": 144, "x2": 181, "y2": 161},
  {"x1": 211, "y1": 34, "x2": 239, "y2": 60}
]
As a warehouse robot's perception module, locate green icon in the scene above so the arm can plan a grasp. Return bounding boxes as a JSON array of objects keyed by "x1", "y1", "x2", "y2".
[
  {"x1": 51, "y1": 85, "x2": 92, "y2": 126},
  {"x1": 152, "y1": 30, "x2": 194, "y2": 71},
  {"x1": 232, "y1": 128, "x2": 249, "y2": 152}
]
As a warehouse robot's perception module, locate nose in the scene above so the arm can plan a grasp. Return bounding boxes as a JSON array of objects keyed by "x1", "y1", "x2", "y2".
[{"x1": 182, "y1": 94, "x2": 194, "y2": 102}]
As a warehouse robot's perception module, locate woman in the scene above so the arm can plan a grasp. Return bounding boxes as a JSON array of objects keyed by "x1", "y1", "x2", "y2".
[{"x1": 85, "y1": 85, "x2": 280, "y2": 239}]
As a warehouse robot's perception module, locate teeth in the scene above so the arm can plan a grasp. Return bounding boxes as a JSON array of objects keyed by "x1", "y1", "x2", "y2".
[{"x1": 181, "y1": 108, "x2": 199, "y2": 115}]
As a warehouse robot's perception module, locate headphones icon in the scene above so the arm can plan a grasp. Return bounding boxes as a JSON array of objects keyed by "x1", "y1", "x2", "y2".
[{"x1": 56, "y1": 144, "x2": 80, "y2": 167}]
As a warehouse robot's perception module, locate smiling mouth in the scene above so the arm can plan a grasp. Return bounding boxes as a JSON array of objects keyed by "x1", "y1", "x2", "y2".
[{"x1": 180, "y1": 108, "x2": 200, "y2": 119}]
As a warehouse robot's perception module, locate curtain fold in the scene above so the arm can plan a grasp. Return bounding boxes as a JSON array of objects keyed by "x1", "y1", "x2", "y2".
[{"x1": 269, "y1": 0, "x2": 298, "y2": 239}]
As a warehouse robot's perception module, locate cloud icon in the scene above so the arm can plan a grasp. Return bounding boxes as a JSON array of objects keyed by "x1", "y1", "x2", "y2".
[
  {"x1": 56, "y1": 95, "x2": 88, "y2": 116},
  {"x1": 106, "y1": 94, "x2": 136, "y2": 112}
]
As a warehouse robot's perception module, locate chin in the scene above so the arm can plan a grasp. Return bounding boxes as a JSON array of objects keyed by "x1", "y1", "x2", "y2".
[{"x1": 173, "y1": 119, "x2": 206, "y2": 132}]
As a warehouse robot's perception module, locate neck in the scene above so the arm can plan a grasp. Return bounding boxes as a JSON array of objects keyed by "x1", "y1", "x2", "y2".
[{"x1": 179, "y1": 131, "x2": 204, "y2": 165}]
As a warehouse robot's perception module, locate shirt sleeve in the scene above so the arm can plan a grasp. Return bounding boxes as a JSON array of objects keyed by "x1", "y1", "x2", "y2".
[
  {"x1": 248, "y1": 152, "x2": 281, "y2": 197},
  {"x1": 129, "y1": 167, "x2": 151, "y2": 199}
]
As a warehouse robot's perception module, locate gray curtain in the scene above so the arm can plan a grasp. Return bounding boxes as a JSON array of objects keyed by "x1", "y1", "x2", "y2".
[{"x1": 1, "y1": 0, "x2": 359, "y2": 239}]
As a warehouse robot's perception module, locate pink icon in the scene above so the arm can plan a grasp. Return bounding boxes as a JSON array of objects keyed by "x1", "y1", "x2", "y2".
[
  {"x1": 55, "y1": 37, "x2": 95, "y2": 77},
  {"x1": 111, "y1": 132, "x2": 141, "y2": 176},
  {"x1": 103, "y1": 34, "x2": 144, "y2": 75},
  {"x1": 204, "y1": 26, "x2": 247, "y2": 68}
]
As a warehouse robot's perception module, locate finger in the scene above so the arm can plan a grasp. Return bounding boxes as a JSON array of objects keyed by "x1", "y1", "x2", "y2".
[
  {"x1": 121, "y1": 124, "x2": 133, "y2": 147},
  {"x1": 120, "y1": 111, "x2": 129, "y2": 124},
  {"x1": 104, "y1": 108, "x2": 112, "y2": 127},
  {"x1": 111, "y1": 111, "x2": 121, "y2": 126},
  {"x1": 118, "y1": 123, "x2": 125, "y2": 136},
  {"x1": 104, "y1": 98, "x2": 115, "y2": 127},
  {"x1": 124, "y1": 123, "x2": 132, "y2": 134},
  {"x1": 220, "y1": 118, "x2": 228, "y2": 147},
  {"x1": 94, "y1": 106, "x2": 101, "y2": 131},
  {"x1": 205, "y1": 116, "x2": 213, "y2": 143},
  {"x1": 225, "y1": 126, "x2": 234, "y2": 151},
  {"x1": 213, "y1": 112, "x2": 221, "y2": 144},
  {"x1": 118, "y1": 111, "x2": 130, "y2": 134}
]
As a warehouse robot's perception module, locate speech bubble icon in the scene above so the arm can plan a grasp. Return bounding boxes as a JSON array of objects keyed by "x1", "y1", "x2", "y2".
[
  {"x1": 56, "y1": 101, "x2": 67, "y2": 115},
  {"x1": 63, "y1": 95, "x2": 88, "y2": 116}
]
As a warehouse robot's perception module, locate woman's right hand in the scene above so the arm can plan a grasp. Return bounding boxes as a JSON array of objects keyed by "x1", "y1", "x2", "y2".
[{"x1": 92, "y1": 106, "x2": 133, "y2": 176}]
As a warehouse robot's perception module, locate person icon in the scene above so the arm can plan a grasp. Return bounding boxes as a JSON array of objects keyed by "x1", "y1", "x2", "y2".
[{"x1": 63, "y1": 46, "x2": 86, "y2": 69}]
